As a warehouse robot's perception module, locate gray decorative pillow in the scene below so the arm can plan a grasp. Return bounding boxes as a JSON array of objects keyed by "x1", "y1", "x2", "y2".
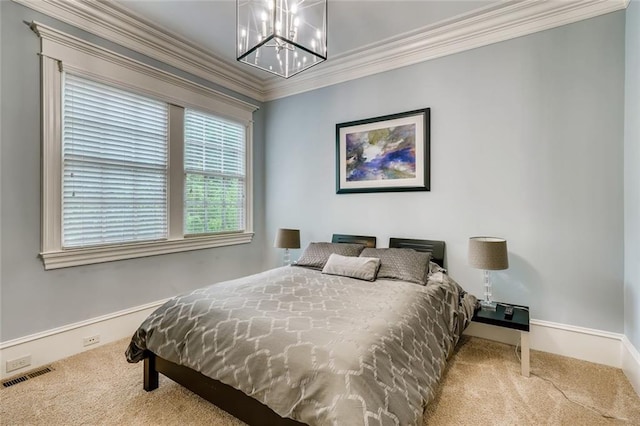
[
  {"x1": 294, "y1": 243, "x2": 365, "y2": 270},
  {"x1": 322, "y1": 253, "x2": 381, "y2": 281},
  {"x1": 360, "y1": 248, "x2": 431, "y2": 285}
]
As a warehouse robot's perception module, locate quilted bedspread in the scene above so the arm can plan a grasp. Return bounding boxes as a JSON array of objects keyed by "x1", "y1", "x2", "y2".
[{"x1": 126, "y1": 266, "x2": 476, "y2": 426}]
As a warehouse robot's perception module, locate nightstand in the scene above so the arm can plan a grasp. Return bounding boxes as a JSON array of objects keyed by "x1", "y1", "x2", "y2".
[{"x1": 472, "y1": 303, "x2": 530, "y2": 377}]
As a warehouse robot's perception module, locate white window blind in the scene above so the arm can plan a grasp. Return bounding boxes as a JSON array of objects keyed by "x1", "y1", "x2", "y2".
[
  {"x1": 184, "y1": 109, "x2": 246, "y2": 235},
  {"x1": 62, "y1": 74, "x2": 169, "y2": 248}
]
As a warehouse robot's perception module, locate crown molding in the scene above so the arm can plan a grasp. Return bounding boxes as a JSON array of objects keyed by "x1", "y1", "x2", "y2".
[
  {"x1": 13, "y1": 0, "x2": 629, "y2": 103},
  {"x1": 13, "y1": 0, "x2": 267, "y2": 102},
  {"x1": 263, "y1": 0, "x2": 629, "y2": 100}
]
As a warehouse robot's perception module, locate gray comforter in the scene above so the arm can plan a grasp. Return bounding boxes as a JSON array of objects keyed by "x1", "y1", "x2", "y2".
[{"x1": 126, "y1": 266, "x2": 476, "y2": 426}]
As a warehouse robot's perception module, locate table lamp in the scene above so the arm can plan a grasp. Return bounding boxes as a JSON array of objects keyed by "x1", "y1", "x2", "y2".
[
  {"x1": 274, "y1": 228, "x2": 300, "y2": 266},
  {"x1": 468, "y1": 236, "x2": 509, "y2": 311}
]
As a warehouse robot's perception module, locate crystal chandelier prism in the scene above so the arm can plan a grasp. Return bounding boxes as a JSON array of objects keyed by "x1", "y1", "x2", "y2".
[{"x1": 237, "y1": 0, "x2": 327, "y2": 78}]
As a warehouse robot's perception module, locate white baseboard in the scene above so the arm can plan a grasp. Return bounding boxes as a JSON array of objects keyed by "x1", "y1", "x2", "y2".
[
  {"x1": 465, "y1": 319, "x2": 624, "y2": 367},
  {"x1": 2, "y1": 301, "x2": 639, "y2": 399},
  {"x1": 530, "y1": 319, "x2": 624, "y2": 367},
  {"x1": 622, "y1": 336, "x2": 640, "y2": 396},
  {"x1": 465, "y1": 318, "x2": 640, "y2": 397},
  {"x1": 0, "y1": 299, "x2": 167, "y2": 380}
]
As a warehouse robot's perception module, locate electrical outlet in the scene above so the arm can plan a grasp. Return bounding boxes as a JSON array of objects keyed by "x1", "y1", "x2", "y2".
[
  {"x1": 83, "y1": 335, "x2": 100, "y2": 347},
  {"x1": 6, "y1": 355, "x2": 31, "y2": 373}
]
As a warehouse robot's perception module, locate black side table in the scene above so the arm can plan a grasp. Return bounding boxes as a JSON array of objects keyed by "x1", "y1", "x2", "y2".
[{"x1": 472, "y1": 303, "x2": 530, "y2": 377}]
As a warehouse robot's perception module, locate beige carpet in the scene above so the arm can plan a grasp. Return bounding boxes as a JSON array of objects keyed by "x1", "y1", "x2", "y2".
[{"x1": 2, "y1": 336, "x2": 639, "y2": 425}]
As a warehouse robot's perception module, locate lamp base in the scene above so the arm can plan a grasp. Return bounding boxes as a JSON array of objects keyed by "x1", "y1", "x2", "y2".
[
  {"x1": 480, "y1": 269, "x2": 497, "y2": 311},
  {"x1": 479, "y1": 300, "x2": 497, "y2": 312}
]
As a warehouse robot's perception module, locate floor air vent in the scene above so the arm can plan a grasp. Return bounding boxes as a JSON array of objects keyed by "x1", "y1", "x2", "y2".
[{"x1": 2, "y1": 367, "x2": 53, "y2": 388}]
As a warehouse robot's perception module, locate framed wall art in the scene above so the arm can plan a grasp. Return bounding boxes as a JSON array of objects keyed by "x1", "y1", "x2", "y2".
[{"x1": 335, "y1": 108, "x2": 430, "y2": 194}]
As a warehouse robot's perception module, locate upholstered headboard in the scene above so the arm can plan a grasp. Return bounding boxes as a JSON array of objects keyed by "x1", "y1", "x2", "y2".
[
  {"x1": 389, "y1": 237, "x2": 446, "y2": 267},
  {"x1": 331, "y1": 234, "x2": 377, "y2": 248}
]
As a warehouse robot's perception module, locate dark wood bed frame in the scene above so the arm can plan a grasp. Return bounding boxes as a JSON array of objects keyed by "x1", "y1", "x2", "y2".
[
  {"x1": 142, "y1": 235, "x2": 446, "y2": 426},
  {"x1": 389, "y1": 237, "x2": 445, "y2": 267},
  {"x1": 330, "y1": 233, "x2": 377, "y2": 247}
]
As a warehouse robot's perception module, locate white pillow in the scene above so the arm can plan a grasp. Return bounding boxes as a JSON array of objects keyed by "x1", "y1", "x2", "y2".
[{"x1": 321, "y1": 253, "x2": 381, "y2": 281}]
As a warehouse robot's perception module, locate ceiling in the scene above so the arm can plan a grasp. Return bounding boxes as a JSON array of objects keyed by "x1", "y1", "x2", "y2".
[
  {"x1": 114, "y1": 0, "x2": 494, "y2": 80},
  {"x1": 21, "y1": 0, "x2": 623, "y2": 100}
]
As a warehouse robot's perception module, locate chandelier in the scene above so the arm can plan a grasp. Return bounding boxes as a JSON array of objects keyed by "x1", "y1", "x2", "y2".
[{"x1": 236, "y1": 0, "x2": 327, "y2": 78}]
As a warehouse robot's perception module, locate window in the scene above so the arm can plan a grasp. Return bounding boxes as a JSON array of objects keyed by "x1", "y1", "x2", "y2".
[
  {"x1": 63, "y1": 74, "x2": 169, "y2": 248},
  {"x1": 184, "y1": 110, "x2": 245, "y2": 235},
  {"x1": 36, "y1": 22, "x2": 257, "y2": 269}
]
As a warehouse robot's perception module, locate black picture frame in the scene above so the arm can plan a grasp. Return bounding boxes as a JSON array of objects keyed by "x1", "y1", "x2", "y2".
[{"x1": 336, "y1": 108, "x2": 430, "y2": 194}]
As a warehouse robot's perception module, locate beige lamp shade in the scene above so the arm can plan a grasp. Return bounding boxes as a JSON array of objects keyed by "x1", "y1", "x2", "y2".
[
  {"x1": 274, "y1": 228, "x2": 301, "y2": 249},
  {"x1": 468, "y1": 237, "x2": 509, "y2": 270}
]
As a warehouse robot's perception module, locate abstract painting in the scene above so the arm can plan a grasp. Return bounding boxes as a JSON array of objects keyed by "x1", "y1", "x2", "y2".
[{"x1": 336, "y1": 108, "x2": 430, "y2": 193}]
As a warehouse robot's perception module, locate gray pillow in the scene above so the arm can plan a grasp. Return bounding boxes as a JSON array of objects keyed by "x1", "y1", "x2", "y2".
[
  {"x1": 322, "y1": 253, "x2": 381, "y2": 281},
  {"x1": 360, "y1": 248, "x2": 431, "y2": 285},
  {"x1": 294, "y1": 242, "x2": 365, "y2": 270}
]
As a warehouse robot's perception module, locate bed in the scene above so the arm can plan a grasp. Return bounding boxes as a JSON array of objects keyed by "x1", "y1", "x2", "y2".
[{"x1": 126, "y1": 235, "x2": 476, "y2": 425}]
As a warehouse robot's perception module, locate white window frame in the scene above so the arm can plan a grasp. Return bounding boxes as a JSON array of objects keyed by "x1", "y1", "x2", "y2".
[{"x1": 34, "y1": 22, "x2": 258, "y2": 270}]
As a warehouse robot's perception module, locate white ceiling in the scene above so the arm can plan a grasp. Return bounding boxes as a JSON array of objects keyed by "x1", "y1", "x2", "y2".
[
  {"x1": 114, "y1": 0, "x2": 494, "y2": 79},
  {"x1": 20, "y1": 0, "x2": 620, "y2": 100}
]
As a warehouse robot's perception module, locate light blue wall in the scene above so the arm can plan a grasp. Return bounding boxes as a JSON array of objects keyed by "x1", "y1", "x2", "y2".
[
  {"x1": 0, "y1": 1, "x2": 633, "y2": 343},
  {"x1": 625, "y1": 0, "x2": 640, "y2": 350},
  {"x1": 264, "y1": 12, "x2": 626, "y2": 332},
  {"x1": 0, "y1": 1, "x2": 266, "y2": 341}
]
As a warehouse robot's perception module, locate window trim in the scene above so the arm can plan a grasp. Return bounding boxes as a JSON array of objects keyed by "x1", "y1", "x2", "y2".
[{"x1": 34, "y1": 22, "x2": 258, "y2": 270}]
